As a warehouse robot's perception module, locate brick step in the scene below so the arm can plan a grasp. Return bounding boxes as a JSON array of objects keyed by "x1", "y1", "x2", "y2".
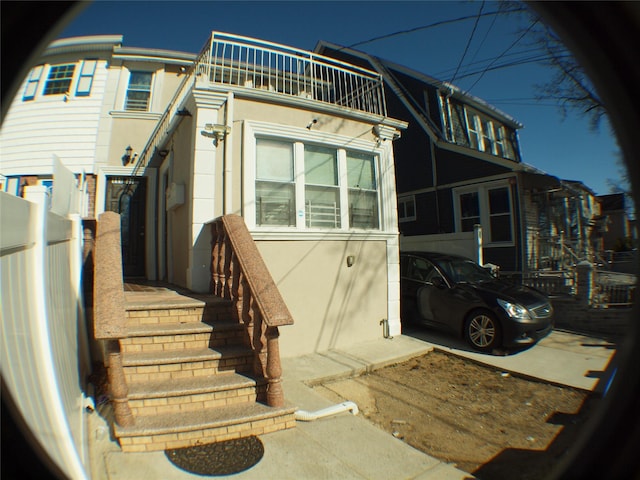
[
  {"x1": 122, "y1": 346, "x2": 255, "y2": 383},
  {"x1": 115, "y1": 401, "x2": 297, "y2": 452},
  {"x1": 121, "y1": 321, "x2": 247, "y2": 354},
  {"x1": 125, "y1": 292, "x2": 235, "y2": 327},
  {"x1": 127, "y1": 373, "x2": 266, "y2": 417}
]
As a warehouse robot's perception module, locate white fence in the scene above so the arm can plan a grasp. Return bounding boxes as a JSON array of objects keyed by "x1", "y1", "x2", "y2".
[{"x1": 0, "y1": 177, "x2": 91, "y2": 478}]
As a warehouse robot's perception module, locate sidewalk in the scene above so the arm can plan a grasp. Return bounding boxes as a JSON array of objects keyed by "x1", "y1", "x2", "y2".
[{"x1": 89, "y1": 335, "x2": 475, "y2": 480}]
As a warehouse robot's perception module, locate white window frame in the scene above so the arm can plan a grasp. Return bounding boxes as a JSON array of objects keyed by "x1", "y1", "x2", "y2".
[
  {"x1": 398, "y1": 195, "x2": 416, "y2": 222},
  {"x1": 453, "y1": 181, "x2": 515, "y2": 246},
  {"x1": 243, "y1": 121, "x2": 394, "y2": 235},
  {"x1": 124, "y1": 70, "x2": 153, "y2": 111},
  {"x1": 43, "y1": 63, "x2": 76, "y2": 96}
]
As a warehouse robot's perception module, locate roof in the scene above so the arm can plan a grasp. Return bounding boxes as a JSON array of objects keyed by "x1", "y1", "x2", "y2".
[
  {"x1": 598, "y1": 193, "x2": 626, "y2": 211},
  {"x1": 314, "y1": 40, "x2": 523, "y2": 129}
]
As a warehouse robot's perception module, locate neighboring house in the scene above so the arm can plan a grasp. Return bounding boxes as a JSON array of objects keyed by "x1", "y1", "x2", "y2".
[
  {"x1": 1, "y1": 33, "x2": 407, "y2": 357},
  {"x1": 599, "y1": 192, "x2": 634, "y2": 251},
  {"x1": 316, "y1": 41, "x2": 603, "y2": 277},
  {"x1": 1, "y1": 35, "x2": 196, "y2": 277}
]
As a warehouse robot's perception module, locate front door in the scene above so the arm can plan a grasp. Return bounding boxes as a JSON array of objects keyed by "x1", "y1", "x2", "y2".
[{"x1": 106, "y1": 176, "x2": 146, "y2": 277}]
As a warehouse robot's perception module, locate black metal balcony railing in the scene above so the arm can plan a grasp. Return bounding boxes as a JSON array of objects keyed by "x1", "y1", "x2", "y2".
[{"x1": 134, "y1": 32, "x2": 387, "y2": 176}]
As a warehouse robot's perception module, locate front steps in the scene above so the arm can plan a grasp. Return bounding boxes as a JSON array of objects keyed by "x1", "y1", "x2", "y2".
[{"x1": 112, "y1": 287, "x2": 296, "y2": 452}]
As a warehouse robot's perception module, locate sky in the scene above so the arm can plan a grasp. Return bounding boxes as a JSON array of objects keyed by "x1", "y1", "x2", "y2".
[{"x1": 57, "y1": 0, "x2": 624, "y2": 196}]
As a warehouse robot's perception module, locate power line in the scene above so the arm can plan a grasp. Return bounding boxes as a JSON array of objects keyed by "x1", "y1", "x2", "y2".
[
  {"x1": 450, "y1": 0, "x2": 485, "y2": 84},
  {"x1": 465, "y1": 20, "x2": 539, "y2": 93},
  {"x1": 345, "y1": 7, "x2": 527, "y2": 49}
]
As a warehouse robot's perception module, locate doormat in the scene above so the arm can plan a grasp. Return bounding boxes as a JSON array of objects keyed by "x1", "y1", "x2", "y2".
[{"x1": 165, "y1": 436, "x2": 264, "y2": 476}]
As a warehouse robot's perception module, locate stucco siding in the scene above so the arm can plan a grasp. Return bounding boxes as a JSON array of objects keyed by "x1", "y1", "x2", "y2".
[{"x1": 256, "y1": 239, "x2": 389, "y2": 357}]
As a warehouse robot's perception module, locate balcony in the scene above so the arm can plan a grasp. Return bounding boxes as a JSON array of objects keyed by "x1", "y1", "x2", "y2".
[
  {"x1": 196, "y1": 32, "x2": 387, "y2": 115},
  {"x1": 136, "y1": 32, "x2": 387, "y2": 173}
]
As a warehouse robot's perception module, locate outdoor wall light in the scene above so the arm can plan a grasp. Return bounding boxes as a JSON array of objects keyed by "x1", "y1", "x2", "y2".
[
  {"x1": 346, "y1": 255, "x2": 355, "y2": 267},
  {"x1": 122, "y1": 145, "x2": 137, "y2": 166},
  {"x1": 203, "y1": 123, "x2": 231, "y2": 146}
]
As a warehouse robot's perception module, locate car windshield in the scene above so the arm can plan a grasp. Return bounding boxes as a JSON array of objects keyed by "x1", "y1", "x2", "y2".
[{"x1": 436, "y1": 258, "x2": 495, "y2": 284}]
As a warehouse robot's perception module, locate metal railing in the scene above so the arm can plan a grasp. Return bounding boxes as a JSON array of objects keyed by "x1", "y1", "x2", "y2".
[
  {"x1": 199, "y1": 32, "x2": 386, "y2": 115},
  {"x1": 132, "y1": 32, "x2": 387, "y2": 178}
]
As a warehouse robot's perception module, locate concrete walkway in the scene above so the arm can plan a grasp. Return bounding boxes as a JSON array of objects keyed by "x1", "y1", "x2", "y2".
[{"x1": 89, "y1": 330, "x2": 618, "y2": 479}]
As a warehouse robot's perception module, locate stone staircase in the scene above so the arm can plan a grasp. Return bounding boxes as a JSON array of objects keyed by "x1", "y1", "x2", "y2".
[{"x1": 112, "y1": 287, "x2": 296, "y2": 453}]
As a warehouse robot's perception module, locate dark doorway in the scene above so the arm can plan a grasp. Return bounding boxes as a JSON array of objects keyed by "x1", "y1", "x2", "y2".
[{"x1": 106, "y1": 176, "x2": 147, "y2": 277}]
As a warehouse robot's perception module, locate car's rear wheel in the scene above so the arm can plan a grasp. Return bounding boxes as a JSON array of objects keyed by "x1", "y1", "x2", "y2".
[{"x1": 464, "y1": 310, "x2": 501, "y2": 352}]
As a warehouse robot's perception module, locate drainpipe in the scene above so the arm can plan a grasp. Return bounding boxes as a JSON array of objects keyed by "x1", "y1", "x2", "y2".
[
  {"x1": 224, "y1": 92, "x2": 234, "y2": 215},
  {"x1": 295, "y1": 401, "x2": 359, "y2": 421}
]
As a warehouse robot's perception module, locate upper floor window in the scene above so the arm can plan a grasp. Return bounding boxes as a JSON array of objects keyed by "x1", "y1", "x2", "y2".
[
  {"x1": 23, "y1": 65, "x2": 44, "y2": 100},
  {"x1": 398, "y1": 195, "x2": 416, "y2": 222},
  {"x1": 43, "y1": 64, "x2": 75, "y2": 95},
  {"x1": 125, "y1": 71, "x2": 153, "y2": 111},
  {"x1": 255, "y1": 138, "x2": 380, "y2": 231},
  {"x1": 441, "y1": 96, "x2": 518, "y2": 161}
]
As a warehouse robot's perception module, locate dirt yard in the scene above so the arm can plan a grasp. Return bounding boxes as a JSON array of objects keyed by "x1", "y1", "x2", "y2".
[{"x1": 314, "y1": 350, "x2": 599, "y2": 480}]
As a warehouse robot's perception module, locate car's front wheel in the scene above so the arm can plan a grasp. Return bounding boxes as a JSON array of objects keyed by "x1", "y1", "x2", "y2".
[{"x1": 464, "y1": 310, "x2": 501, "y2": 352}]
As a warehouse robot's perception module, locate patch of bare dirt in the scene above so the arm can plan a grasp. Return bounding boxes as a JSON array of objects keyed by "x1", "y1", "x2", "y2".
[{"x1": 314, "y1": 350, "x2": 599, "y2": 480}]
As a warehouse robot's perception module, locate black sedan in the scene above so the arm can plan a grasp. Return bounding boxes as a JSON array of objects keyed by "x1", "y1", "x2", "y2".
[{"x1": 400, "y1": 251, "x2": 553, "y2": 352}]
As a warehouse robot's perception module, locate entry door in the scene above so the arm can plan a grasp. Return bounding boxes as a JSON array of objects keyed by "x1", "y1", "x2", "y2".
[{"x1": 106, "y1": 176, "x2": 147, "y2": 277}]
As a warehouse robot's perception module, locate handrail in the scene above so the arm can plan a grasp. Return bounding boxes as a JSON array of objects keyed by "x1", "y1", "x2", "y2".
[
  {"x1": 212, "y1": 215, "x2": 294, "y2": 327},
  {"x1": 93, "y1": 211, "x2": 134, "y2": 426},
  {"x1": 210, "y1": 214, "x2": 293, "y2": 407}
]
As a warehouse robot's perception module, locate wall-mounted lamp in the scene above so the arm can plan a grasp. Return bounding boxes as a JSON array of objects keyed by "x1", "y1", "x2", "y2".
[
  {"x1": 202, "y1": 123, "x2": 231, "y2": 146},
  {"x1": 306, "y1": 118, "x2": 318, "y2": 129},
  {"x1": 372, "y1": 124, "x2": 401, "y2": 143},
  {"x1": 346, "y1": 255, "x2": 355, "y2": 267},
  {"x1": 158, "y1": 149, "x2": 169, "y2": 158},
  {"x1": 122, "y1": 145, "x2": 138, "y2": 166}
]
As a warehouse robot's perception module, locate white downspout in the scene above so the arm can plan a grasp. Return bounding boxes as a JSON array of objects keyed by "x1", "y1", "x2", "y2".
[
  {"x1": 223, "y1": 91, "x2": 234, "y2": 215},
  {"x1": 295, "y1": 401, "x2": 359, "y2": 422}
]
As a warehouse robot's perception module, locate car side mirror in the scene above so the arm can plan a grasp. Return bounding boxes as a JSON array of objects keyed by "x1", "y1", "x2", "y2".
[{"x1": 431, "y1": 277, "x2": 447, "y2": 289}]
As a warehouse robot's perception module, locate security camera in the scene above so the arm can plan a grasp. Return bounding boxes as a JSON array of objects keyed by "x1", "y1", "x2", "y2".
[{"x1": 306, "y1": 118, "x2": 318, "y2": 129}]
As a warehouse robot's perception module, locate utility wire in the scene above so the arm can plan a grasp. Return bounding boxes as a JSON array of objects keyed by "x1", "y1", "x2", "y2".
[
  {"x1": 449, "y1": 0, "x2": 485, "y2": 85},
  {"x1": 465, "y1": 20, "x2": 539, "y2": 93},
  {"x1": 345, "y1": 7, "x2": 526, "y2": 49}
]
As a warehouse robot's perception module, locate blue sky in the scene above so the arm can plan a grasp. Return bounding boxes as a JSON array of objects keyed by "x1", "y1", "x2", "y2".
[{"x1": 59, "y1": 0, "x2": 623, "y2": 196}]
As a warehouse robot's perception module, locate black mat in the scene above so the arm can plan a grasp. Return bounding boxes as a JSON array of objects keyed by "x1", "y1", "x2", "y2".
[{"x1": 165, "y1": 436, "x2": 264, "y2": 476}]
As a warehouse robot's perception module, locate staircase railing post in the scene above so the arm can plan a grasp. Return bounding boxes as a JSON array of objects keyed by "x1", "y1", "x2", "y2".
[
  {"x1": 265, "y1": 326, "x2": 284, "y2": 407},
  {"x1": 106, "y1": 340, "x2": 134, "y2": 427}
]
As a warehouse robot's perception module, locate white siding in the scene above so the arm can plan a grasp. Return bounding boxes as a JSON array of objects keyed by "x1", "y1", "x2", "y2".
[{"x1": 0, "y1": 59, "x2": 109, "y2": 175}]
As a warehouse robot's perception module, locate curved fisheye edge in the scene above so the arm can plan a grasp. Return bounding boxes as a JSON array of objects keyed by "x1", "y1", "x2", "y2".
[
  {"x1": 1, "y1": 2, "x2": 638, "y2": 478},
  {"x1": 528, "y1": 3, "x2": 640, "y2": 478}
]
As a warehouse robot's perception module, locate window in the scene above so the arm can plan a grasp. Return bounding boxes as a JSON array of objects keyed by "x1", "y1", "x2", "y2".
[
  {"x1": 455, "y1": 182, "x2": 513, "y2": 244},
  {"x1": 305, "y1": 145, "x2": 340, "y2": 228},
  {"x1": 43, "y1": 64, "x2": 75, "y2": 95},
  {"x1": 256, "y1": 139, "x2": 295, "y2": 226},
  {"x1": 254, "y1": 138, "x2": 380, "y2": 230},
  {"x1": 441, "y1": 96, "x2": 518, "y2": 161},
  {"x1": 75, "y1": 59, "x2": 97, "y2": 96},
  {"x1": 347, "y1": 151, "x2": 379, "y2": 229},
  {"x1": 125, "y1": 71, "x2": 152, "y2": 111},
  {"x1": 398, "y1": 195, "x2": 416, "y2": 222},
  {"x1": 23, "y1": 65, "x2": 44, "y2": 100},
  {"x1": 459, "y1": 191, "x2": 480, "y2": 232},
  {"x1": 488, "y1": 187, "x2": 512, "y2": 242}
]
